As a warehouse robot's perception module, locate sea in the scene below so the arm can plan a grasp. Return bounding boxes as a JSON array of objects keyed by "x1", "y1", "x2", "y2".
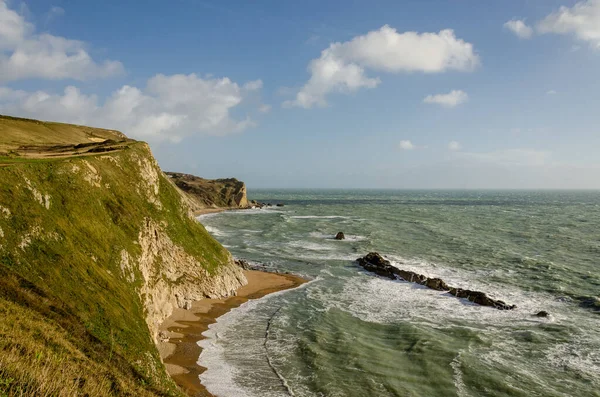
[{"x1": 196, "y1": 190, "x2": 600, "y2": 397}]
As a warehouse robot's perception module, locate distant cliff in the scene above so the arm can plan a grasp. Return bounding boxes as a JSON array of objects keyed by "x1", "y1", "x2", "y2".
[
  {"x1": 0, "y1": 115, "x2": 246, "y2": 396},
  {"x1": 166, "y1": 172, "x2": 249, "y2": 212}
]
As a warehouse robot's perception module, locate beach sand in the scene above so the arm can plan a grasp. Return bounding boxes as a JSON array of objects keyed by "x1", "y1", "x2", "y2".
[
  {"x1": 193, "y1": 207, "x2": 227, "y2": 217},
  {"x1": 158, "y1": 270, "x2": 306, "y2": 397}
]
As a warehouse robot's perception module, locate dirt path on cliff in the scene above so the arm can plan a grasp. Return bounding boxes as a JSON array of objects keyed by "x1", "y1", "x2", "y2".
[{"x1": 0, "y1": 139, "x2": 133, "y2": 166}]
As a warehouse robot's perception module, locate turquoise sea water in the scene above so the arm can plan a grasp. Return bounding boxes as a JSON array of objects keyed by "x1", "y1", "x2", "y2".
[{"x1": 197, "y1": 190, "x2": 600, "y2": 397}]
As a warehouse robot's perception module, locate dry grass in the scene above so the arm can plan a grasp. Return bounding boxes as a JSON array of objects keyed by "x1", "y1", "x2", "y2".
[
  {"x1": 0, "y1": 273, "x2": 176, "y2": 397},
  {"x1": 0, "y1": 115, "x2": 126, "y2": 152}
]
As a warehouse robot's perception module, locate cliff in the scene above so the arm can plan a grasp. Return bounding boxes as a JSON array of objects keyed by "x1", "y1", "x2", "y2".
[
  {"x1": 0, "y1": 115, "x2": 247, "y2": 396},
  {"x1": 165, "y1": 172, "x2": 249, "y2": 212}
]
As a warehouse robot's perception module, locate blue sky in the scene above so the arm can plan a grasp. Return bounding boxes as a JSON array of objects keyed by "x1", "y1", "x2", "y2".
[{"x1": 1, "y1": 0, "x2": 599, "y2": 188}]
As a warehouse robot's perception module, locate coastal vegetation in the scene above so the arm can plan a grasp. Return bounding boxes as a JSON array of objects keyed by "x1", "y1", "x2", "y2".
[{"x1": 0, "y1": 115, "x2": 244, "y2": 396}]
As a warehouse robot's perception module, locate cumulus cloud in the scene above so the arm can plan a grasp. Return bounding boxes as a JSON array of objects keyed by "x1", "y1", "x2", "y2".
[
  {"x1": 423, "y1": 90, "x2": 468, "y2": 107},
  {"x1": 243, "y1": 79, "x2": 263, "y2": 91},
  {"x1": 285, "y1": 25, "x2": 479, "y2": 108},
  {"x1": 448, "y1": 141, "x2": 462, "y2": 151},
  {"x1": 537, "y1": 0, "x2": 600, "y2": 49},
  {"x1": 0, "y1": 73, "x2": 262, "y2": 142},
  {"x1": 504, "y1": 19, "x2": 534, "y2": 39},
  {"x1": 0, "y1": 0, "x2": 123, "y2": 82},
  {"x1": 399, "y1": 140, "x2": 415, "y2": 150}
]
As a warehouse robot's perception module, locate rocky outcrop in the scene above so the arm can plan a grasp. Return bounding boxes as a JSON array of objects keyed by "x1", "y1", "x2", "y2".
[
  {"x1": 166, "y1": 172, "x2": 249, "y2": 211},
  {"x1": 235, "y1": 258, "x2": 251, "y2": 270},
  {"x1": 249, "y1": 200, "x2": 271, "y2": 209},
  {"x1": 137, "y1": 219, "x2": 246, "y2": 342},
  {"x1": 335, "y1": 232, "x2": 345, "y2": 240},
  {"x1": 357, "y1": 252, "x2": 516, "y2": 310}
]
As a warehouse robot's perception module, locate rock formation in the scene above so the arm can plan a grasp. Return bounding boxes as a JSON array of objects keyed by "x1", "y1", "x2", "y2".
[
  {"x1": 357, "y1": 252, "x2": 516, "y2": 310},
  {"x1": 335, "y1": 232, "x2": 345, "y2": 240},
  {"x1": 166, "y1": 172, "x2": 249, "y2": 212}
]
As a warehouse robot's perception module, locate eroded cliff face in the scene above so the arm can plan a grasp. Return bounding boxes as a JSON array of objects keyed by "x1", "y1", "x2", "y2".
[
  {"x1": 165, "y1": 172, "x2": 249, "y2": 211},
  {"x1": 136, "y1": 218, "x2": 245, "y2": 341},
  {"x1": 0, "y1": 118, "x2": 246, "y2": 395}
]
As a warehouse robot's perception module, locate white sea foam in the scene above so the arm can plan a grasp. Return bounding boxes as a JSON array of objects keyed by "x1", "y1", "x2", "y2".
[
  {"x1": 203, "y1": 225, "x2": 228, "y2": 237},
  {"x1": 198, "y1": 281, "x2": 314, "y2": 397},
  {"x1": 545, "y1": 342, "x2": 600, "y2": 381},
  {"x1": 289, "y1": 215, "x2": 350, "y2": 219},
  {"x1": 451, "y1": 351, "x2": 470, "y2": 397},
  {"x1": 308, "y1": 231, "x2": 367, "y2": 242},
  {"x1": 329, "y1": 265, "x2": 569, "y2": 329},
  {"x1": 287, "y1": 240, "x2": 336, "y2": 252}
]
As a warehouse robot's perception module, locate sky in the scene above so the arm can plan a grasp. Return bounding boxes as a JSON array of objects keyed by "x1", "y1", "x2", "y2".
[{"x1": 0, "y1": 0, "x2": 599, "y2": 189}]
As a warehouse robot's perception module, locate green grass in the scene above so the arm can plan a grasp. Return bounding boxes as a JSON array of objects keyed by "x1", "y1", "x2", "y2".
[{"x1": 0, "y1": 141, "x2": 231, "y2": 396}]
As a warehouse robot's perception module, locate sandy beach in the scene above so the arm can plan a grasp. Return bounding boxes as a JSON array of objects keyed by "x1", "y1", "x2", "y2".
[
  {"x1": 193, "y1": 207, "x2": 227, "y2": 217},
  {"x1": 158, "y1": 270, "x2": 306, "y2": 397}
]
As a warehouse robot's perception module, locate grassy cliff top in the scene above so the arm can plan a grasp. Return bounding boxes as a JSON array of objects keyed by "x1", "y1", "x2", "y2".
[{"x1": 0, "y1": 115, "x2": 128, "y2": 149}]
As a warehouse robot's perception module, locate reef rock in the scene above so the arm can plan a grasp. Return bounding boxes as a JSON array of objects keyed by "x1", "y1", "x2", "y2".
[{"x1": 357, "y1": 252, "x2": 516, "y2": 310}]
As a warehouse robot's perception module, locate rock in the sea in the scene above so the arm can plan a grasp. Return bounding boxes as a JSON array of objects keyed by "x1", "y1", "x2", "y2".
[
  {"x1": 396, "y1": 269, "x2": 427, "y2": 284},
  {"x1": 424, "y1": 277, "x2": 450, "y2": 291},
  {"x1": 578, "y1": 296, "x2": 600, "y2": 312},
  {"x1": 356, "y1": 252, "x2": 516, "y2": 310},
  {"x1": 335, "y1": 232, "x2": 345, "y2": 240},
  {"x1": 535, "y1": 311, "x2": 550, "y2": 317},
  {"x1": 276, "y1": 203, "x2": 285, "y2": 207},
  {"x1": 356, "y1": 252, "x2": 397, "y2": 279},
  {"x1": 448, "y1": 288, "x2": 516, "y2": 310}
]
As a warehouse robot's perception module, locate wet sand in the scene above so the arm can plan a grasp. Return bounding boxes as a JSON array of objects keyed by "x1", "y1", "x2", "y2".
[{"x1": 158, "y1": 270, "x2": 306, "y2": 397}]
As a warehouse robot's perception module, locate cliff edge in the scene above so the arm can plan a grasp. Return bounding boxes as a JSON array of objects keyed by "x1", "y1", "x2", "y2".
[
  {"x1": 0, "y1": 115, "x2": 246, "y2": 396},
  {"x1": 165, "y1": 172, "x2": 249, "y2": 212}
]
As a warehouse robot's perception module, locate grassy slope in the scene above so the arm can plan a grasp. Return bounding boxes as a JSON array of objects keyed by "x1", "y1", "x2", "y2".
[
  {"x1": 0, "y1": 116, "x2": 229, "y2": 396},
  {"x1": 0, "y1": 115, "x2": 126, "y2": 150}
]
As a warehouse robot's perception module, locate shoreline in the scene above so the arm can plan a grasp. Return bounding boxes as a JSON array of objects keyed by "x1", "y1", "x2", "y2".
[
  {"x1": 193, "y1": 207, "x2": 227, "y2": 217},
  {"x1": 158, "y1": 270, "x2": 307, "y2": 397}
]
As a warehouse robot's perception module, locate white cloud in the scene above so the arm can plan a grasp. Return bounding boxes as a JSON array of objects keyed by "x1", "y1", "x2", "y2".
[
  {"x1": 399, "y1": 140, "x2": 415, "y2": 150},
  {"x1": 243, "y1": 79, "x2": 263, "y2": 91},
  {"x1": 503, "y1": 19, "x2": 534, "y2": 39},
  {"x1": 258, "y1": 104, "x2": 272, "y2": 113},
  {"x1": 285, "y1": 25, "x2": 479, "y2": 108},
  {"x1": 0, "y1": 0, "x2": 123, "y2": 82},
  {"x1": 0, "y1": 73, "x2": 262, "y2": 143},
  {"x1": 423, "y1": 90, "x2": 468, "y2": 107},
  {"x1": 546, "y1": 89, "x2": 557, "y2": 95},
  {"x1": 537, "y1": 0, "x2": 600, "y2": 49},
  {"x1": 448, "y1": 141, "x2": 462, "y2": 151}
]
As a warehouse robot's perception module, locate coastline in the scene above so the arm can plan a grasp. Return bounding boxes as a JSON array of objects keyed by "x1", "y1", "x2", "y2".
[
  {"x1": 193, "y1": 207, "x2": 227, "y2": 217},
  {"x1": 158, "y1": 270, "x2": 306, "y2": 397}
]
